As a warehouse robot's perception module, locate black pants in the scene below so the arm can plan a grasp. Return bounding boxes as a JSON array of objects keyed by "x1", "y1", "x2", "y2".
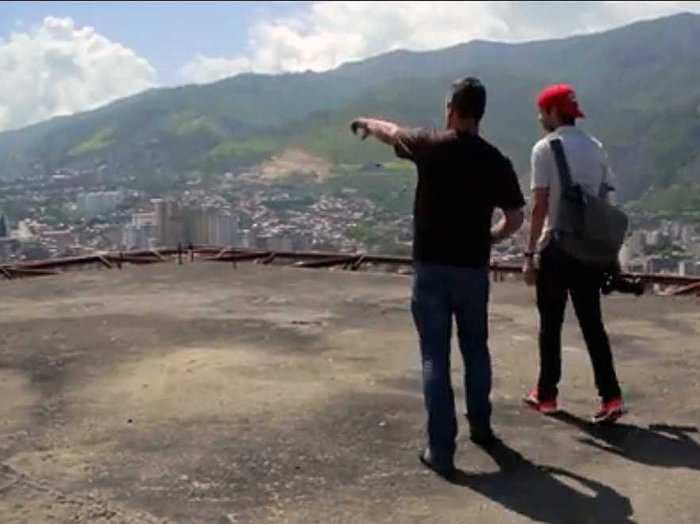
[{"x1": 536, "y1": 242, "x2": 621, "y2": 402}]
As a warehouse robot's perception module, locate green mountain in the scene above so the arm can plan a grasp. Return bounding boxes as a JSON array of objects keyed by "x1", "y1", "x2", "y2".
[{"x1": 1, "y1": 13, "x2": 699, "y2": 204}]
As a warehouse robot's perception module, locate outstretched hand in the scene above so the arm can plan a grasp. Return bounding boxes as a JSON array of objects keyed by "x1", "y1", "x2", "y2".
[
  {"x1": 350, "y1": 118, "x2": 370, "y2": 140},
  {"x1": 350, "y1": 117, "x2": 400, "y2": 146}
]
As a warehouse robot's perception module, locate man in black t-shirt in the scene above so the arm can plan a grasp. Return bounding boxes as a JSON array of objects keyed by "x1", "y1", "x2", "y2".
[{"x1": 351, "y1": 77, "x2": 525, "y2": 477}]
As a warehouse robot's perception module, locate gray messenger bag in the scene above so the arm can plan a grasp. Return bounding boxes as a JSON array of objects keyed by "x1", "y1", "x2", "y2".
[{"x1": 550, "y1": 138, "x2": 628, "y2": 268}]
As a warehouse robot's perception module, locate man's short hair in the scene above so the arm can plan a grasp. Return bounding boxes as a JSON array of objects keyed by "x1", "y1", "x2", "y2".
[{"x1": 448, "y1": 77, "x2": 487, "y2": 122}]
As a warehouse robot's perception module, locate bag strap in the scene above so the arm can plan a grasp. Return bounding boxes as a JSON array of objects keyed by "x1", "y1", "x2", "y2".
[
  {"x1": 599, "y1": 182, "x2": 614, "y2": 199},
  {"x1": 549, "y1": 138, "x2": 575, "y2": 192},
  {"x1": 550, "y1": 138, "x2": 585, "y2": 238},
  {"x1": 551, "y1": 137, "x2": 611, "y2": 199}
]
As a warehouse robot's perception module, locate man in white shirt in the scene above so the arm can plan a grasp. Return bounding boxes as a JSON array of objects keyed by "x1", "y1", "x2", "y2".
[{"x1": 523, "y1": 84, "x2": 625, "y2": 424}]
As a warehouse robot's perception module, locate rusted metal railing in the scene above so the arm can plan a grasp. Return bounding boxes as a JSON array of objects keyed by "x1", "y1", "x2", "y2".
[{"x1": 2, "y1": 246, "x2": 699, "y2": 297}]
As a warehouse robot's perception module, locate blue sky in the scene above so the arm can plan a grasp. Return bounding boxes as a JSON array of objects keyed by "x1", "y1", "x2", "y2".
[
  {"x1": 1, "y1": 2, "x2": 309, "y2": 84},
  {"x1": 1, "y1": 1, "x2": 699, "y2": 131}
]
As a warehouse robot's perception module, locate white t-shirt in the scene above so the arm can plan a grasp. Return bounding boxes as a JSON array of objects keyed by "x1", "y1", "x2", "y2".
[{"x1": 530, "y1": 125, "x2": 617, "y2": 250}]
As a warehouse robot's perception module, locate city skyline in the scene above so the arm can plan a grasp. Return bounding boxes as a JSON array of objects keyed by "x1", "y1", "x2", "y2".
[{"x1": 1, "y1": 167, "x2": 699, "y2": 282}]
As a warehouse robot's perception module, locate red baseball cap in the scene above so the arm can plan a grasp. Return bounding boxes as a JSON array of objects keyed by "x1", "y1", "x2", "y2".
[{"x1": 537, "y1": 84, "x2": 585, "y2": 119}]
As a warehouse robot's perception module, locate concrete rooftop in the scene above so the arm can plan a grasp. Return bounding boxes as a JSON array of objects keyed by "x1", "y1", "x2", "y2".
[{"x1": 0, "y1": 263, "x2": 699, "y2": 523}]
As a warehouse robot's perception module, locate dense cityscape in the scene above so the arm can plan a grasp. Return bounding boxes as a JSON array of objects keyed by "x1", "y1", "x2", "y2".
[
  {"x1": 0, "y1": 167, "x2": 395, "y2": 261},
  {"x1": 1, "y1": 166, "x2": 699, "y2": 277}
]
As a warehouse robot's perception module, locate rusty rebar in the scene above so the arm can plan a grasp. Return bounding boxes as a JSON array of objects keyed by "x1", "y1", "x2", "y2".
[{"x1": 2, "y1": 246, "x2": 699, "y2": 291}]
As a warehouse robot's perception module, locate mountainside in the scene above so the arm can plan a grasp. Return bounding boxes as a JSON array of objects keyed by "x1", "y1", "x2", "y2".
[{"x1": 1, "y1": 13, "x2": 699, "y2": 204}]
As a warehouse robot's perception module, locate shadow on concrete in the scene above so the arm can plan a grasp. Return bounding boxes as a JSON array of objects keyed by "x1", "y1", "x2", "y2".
[
  {"x1": 552, "y1": 411, "x2": 700, "y2": 470},
  {"x1": 450, "y1": 440, "x2": 635, "y2": 524}
]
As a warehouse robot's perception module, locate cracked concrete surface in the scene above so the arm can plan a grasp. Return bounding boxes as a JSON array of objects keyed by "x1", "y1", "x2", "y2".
[{"x1": 0, "y1": 263, "x2": 698, "y2": 523}]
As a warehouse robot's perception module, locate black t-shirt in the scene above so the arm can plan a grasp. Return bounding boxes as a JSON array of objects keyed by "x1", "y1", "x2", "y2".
[{"x1": 394, "y1": 128, "x2": 525, "y2": 268}]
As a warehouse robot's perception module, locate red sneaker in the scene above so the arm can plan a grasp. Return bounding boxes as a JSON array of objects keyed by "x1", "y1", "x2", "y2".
[
  {"x1": 592, "y1": 397, "x2": 626, "y2": 424},
  {"x1": 523, "y1": 389, "x2": 559, "y2": 414}
]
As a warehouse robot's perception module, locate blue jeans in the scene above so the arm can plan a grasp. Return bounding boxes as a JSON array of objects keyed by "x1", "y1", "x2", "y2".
[{"x1": 411, "y1": 262, "x2": 492, "y2": 460}]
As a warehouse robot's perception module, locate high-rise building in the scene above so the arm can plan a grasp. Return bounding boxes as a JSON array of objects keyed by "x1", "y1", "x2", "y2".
[
  {"x1": 152, "y1": 199, "x2": 167, "y2": 246},
  {"x1": 165, "y1": 201, "x2": 186, "y2": 247},
  {"x1": 122, "y1": 225, "x2": 137, "y2": 250},
  {"x1": 149, "y1": 199, "x2": 186, "y2": 247},
  {"x1": 691, "y1": 238, "x2": 700, "y2": 258},
  {"x1": 237, "y1": 230, "x2": 255, "y2": 248},
  {"x1": 182, "y1": 206, "x2": 211, "y2": 246},
  {"x1": 629, "y1": 230, "x2": 646, "y2": 255},
  {"x1": 671, "y1": 222, "x2": 683, "y2": 241},
  {"x1": 76, "y1": 191, "x2": 123, "y2": 217},
  {"x1": 122, "y1": 212, "x2": 157, "y2": 251},
  {"x1": 123, "y1": 224, "x2": 155, "y2": 250},
  {"x1": 678, "y1": 260, "x2": 698, "y2": 277},
  {"x1": 680, "y1": 225, "x2": 694, "y2": 246},
  {"x1": 0, "y1": 214, "x2": 7, "y2": 238},
  {"x1": 646, "y1": 231, "x2": 660, "y2": 247},
  {"x1": 209, "y1": 213, "x2": 239, "y2": 246},
  {"x1": 132, "y1": 212, "x2": 156, "y2": 228},
  {"x1": 181, "y1": 206, "x2": 239, "y2": 247}
]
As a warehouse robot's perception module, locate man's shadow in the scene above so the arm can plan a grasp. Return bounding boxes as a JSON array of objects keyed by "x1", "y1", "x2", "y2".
[
  {"x1": 449, "y1": 440, "x2": 635, "y2": 524},
  {"x1": 551, "y1": 411, "x2": 700, "y2": 470}
]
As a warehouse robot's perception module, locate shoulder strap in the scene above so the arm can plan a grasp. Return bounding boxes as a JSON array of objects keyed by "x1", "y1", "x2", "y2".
[{"x1": 549, "y1": 138, "x2": 575, "y2": 191}]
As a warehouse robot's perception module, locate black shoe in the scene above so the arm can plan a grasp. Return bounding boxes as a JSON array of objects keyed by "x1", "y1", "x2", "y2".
[
  {"x1": 470, "y1": 427, "x2": 499, "y2": 449},
  {"x1": 419, "y1": 448, "x2": 456, "y2": 480}
]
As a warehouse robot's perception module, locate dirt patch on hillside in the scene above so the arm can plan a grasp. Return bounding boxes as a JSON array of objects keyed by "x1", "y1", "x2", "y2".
[{"x1": 256, "y1": 148, "x2": 332, "y2": 182}]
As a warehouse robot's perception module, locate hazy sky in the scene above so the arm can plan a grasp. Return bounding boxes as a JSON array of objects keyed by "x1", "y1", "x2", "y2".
[{"x1": 1, "y1": 1, "x2": 699, "y2": 131}]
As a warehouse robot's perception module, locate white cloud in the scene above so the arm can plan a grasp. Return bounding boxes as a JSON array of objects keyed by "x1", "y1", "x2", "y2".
[
  {"x1": 0, "y1": 16, "x2": 156, "y2": 131},
  {"x1": 179, "y1": 54, "x2": 252, "y2": 84},
  {"x1": 180, "y1": 1, "x2": 700, "y2": 84}
]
